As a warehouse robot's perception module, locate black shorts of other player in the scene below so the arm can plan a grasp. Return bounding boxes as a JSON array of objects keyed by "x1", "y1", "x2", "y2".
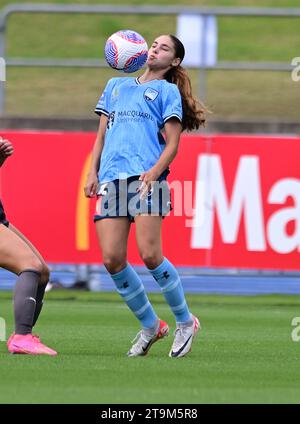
[
  {"x1": 94, "y1": 175, "x2": 172, "y2": 223},
  {"x1": 0, "y1": 199, "x2": 9, "y2": 227}
]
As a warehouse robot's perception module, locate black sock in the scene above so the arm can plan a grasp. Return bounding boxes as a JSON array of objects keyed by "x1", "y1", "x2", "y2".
[
  {"x1": 14, "y1": 270, "x2": 40, "y2": 335},
  {"x1": 32, "y1": 282, "x2": 47, "y2": 327}
]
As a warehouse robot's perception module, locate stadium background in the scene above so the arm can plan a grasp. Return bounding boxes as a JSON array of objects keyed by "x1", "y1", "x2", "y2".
[{"x1": 0, "y1": 0, "x2": 300, "y2": 405}]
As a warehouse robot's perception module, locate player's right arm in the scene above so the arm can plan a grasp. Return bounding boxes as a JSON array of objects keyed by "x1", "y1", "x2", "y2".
[
  {"x1": 0, "y1": 137, "x2": 14, "y2": 167},
  {"x1": 84, "y1": 115, "x2": 107, "y2": 197}
]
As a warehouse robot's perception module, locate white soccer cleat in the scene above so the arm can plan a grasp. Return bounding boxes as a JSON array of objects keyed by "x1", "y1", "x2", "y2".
[
  {"x1": 169, "y1": 315, "x2": 200, "y2": 358},
  {"x1": 127, "y1": 319, "x2": 169, "y2": 357}
]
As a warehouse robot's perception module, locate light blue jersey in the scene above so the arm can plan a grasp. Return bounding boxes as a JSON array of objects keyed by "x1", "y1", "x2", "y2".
[{"x1": 95, "y1": 77, "x2": 182, "y2": 183}]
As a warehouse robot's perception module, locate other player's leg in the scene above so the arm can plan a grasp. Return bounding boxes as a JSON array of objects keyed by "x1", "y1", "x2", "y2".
[
  {"x1": 0, "y1": 224, "x2": 56, "y2": 355},
  {"x1": 8, "y1": 224, "x2": 49, "y2": 327}
]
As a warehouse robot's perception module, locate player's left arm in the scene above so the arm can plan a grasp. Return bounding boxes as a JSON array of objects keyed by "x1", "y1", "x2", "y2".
[{"x1": 139, "y1": 118, "x2": 181, "y2": 198}]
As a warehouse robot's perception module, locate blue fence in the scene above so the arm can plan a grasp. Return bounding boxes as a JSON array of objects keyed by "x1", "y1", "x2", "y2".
[{"x1": 1, "y1": 265, "x2": 300, "y2": 296}]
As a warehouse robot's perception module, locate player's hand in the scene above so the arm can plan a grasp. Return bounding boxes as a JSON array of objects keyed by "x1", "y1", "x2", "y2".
[
  {"x1": 0, "y1": 138, "x2": 14, "y2": 166},
  {"x1": 84, "y1": 172, "x2": 99, "y2": 198},
  {"x1": 0, "y1": 138, "x2": 14, "y2": 158},
  {"x1": 138, "y1": 168, "x2": 160, "y2": 200}
]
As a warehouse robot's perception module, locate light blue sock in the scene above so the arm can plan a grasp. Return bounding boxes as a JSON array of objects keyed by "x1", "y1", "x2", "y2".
[
  {"x1": 148, "y1": 257, "x2": 191, "y2": 324},
  {"x1": 110, "y1": 263, "x2": 158, "y2": 329}
]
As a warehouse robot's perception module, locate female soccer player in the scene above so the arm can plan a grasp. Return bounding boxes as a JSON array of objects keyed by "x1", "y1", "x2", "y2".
[
  {"x1": 84, "y1": 34, "x2": 205, "y2": 358},
  {"x1": 0, "y1": 137, "x2": 57, "y2": 355}
]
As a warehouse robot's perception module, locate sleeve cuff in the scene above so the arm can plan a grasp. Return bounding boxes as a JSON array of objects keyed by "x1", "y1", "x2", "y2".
[
  {"x1": 95, "y1": 108, "x2": 109, "y2": 117},
  {"x1": 163, "y1": 114, "x2": 182, "y2": 123}
]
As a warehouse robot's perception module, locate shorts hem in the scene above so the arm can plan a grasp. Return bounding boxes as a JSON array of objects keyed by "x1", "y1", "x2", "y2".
[
  {"x1": 94, "y1": 215, "x2": 133, "y2": 223},
  {"x1": 94, "y1": 213, "x2": 169, "y2": 223}
]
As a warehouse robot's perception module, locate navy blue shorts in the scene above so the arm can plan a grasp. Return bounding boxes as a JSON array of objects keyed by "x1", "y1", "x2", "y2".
[
  {"x1": 94, "y1": 175, "x2": 172, "y2": 223},
  {"x1": 0, "y1": 199, "x2": 9, "y2": 227}
]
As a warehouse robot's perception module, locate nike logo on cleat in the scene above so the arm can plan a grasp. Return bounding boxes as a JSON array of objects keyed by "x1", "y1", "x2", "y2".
[
  {"x1": 171, "y1": 335, "x2": 192, "y2": 357},
  {"x1": 142, "y1": 340, "x2": 153, "y2": 352}
]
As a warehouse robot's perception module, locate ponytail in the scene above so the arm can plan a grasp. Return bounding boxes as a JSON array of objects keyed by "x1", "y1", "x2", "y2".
[{"x1": 165, "y1": 65, "x2": 206, "y2": 132}]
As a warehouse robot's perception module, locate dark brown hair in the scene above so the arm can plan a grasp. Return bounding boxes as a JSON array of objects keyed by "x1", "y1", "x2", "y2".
[{"x1": 164, "y1": 34, "x2": 206, "y2": 132}]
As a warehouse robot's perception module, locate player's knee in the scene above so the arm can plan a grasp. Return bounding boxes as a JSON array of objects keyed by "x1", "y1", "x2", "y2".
[
  {"x1": 103, "y1": 254, "x2": 126, "y2": 274},
  {"x1": 40, "y1": 265, "x2": 50, "y2": 285},
  {"x1": 140, "y1": 251, "x2": 162, "y2": 269},
  {"x1": 19, "y1": 256, "x2": 44, "y2": 276}
]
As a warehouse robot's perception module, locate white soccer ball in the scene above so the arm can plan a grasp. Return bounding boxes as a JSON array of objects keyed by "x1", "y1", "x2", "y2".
[{"x1": 104, "y1": 30, "x2": 148, "y2": 73}]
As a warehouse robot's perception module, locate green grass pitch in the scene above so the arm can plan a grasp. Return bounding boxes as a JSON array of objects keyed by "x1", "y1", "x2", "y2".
[{"x1": 1, "y1": 290, "x2": 300, "y2": 404}]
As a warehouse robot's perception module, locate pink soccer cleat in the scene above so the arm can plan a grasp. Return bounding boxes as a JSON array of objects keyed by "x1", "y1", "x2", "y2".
[
  {"x1": 7, "y1": 332, "x2": 15, "y2": 350},
  {"x1": 8, "y1": 333, "x2": 57, "y2": 356}
]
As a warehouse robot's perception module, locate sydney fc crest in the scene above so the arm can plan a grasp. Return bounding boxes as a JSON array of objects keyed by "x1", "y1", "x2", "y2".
[{"x1": 144, "y1": 88, "x2": 159, "y2": 101}]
